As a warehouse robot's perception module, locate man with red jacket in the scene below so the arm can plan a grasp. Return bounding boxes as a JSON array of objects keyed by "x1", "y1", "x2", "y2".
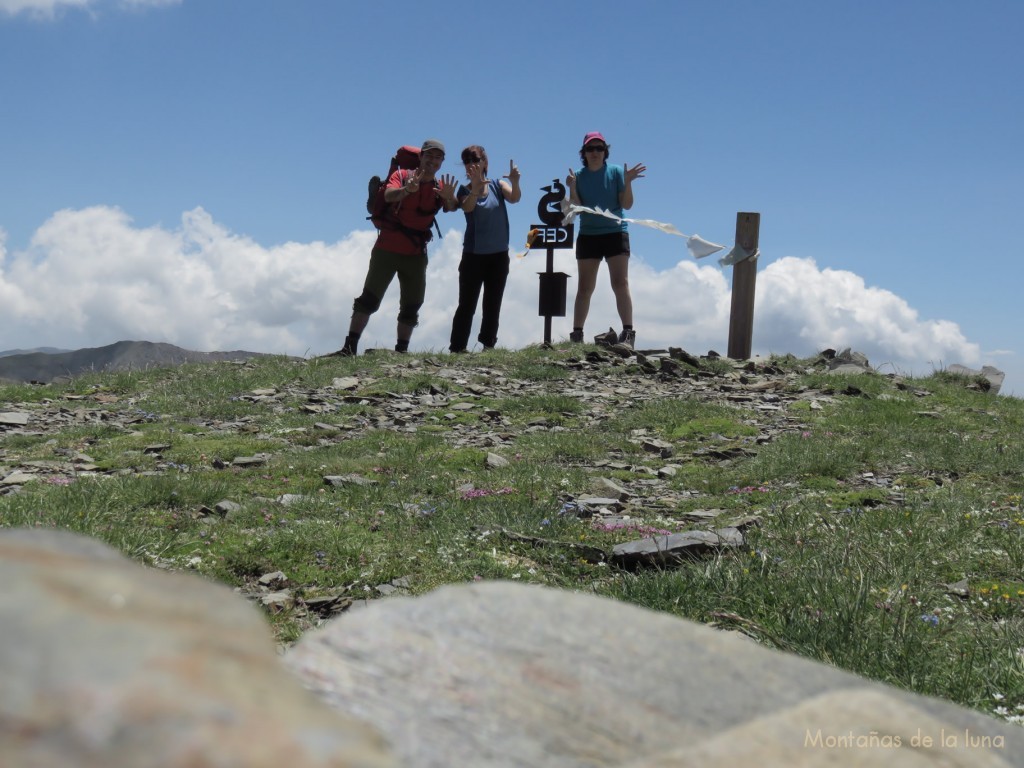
[{"x1": 336, "y1": 139, "x2": 458, "y2": 356}]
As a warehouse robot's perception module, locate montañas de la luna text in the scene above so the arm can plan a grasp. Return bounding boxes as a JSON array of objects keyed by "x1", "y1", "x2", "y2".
[{"x1": 805, "y1": 728, "x2": 1005, "y2": 751}]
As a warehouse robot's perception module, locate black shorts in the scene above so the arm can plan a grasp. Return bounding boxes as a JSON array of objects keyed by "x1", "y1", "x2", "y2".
[{"x1": 576, "y1": 231, "x2": 630, "y2": 261}]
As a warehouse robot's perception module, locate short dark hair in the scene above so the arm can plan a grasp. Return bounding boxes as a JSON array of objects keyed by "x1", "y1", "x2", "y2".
[
  {"x1": 579, "y1": 142, "x2": 610, "y2": 166},
  {"x1": 461, "y1": 145, "x2": 488, "y2": 176}
]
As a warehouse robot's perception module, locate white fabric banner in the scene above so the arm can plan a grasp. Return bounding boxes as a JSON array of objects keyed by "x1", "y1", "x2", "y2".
[{"x1": 561, "y1": 203, "x2": 735, "y2": 263}]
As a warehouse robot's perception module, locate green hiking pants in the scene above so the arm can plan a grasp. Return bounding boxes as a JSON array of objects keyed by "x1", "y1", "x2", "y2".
[{"x1": 352, "y1": 247, "x2": 428, "y2": 327}]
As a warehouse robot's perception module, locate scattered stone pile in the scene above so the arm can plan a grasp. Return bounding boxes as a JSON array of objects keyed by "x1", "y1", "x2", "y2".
[
  {"x1": 0, "y1": 346, "x2": 888, "y2": 495},
  {"x1": 0, "y1": 347, "x2": 1003, "y2": 595}
]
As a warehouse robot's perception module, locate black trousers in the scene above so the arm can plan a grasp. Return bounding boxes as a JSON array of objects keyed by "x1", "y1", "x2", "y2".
[{"x1": 449, "y1": 251, "x2": 510, "y2": 351}]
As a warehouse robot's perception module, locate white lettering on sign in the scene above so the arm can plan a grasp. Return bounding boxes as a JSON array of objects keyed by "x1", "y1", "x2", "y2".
[
  {"x1": 537, "y1": 227, "x2": 570, "y2": 244},
  {"x1": 528, "y1": 223, "x2": 574, "y2": 250}
]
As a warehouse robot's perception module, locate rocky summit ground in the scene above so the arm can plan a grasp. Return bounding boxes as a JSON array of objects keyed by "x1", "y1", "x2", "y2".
[{"x1": 1, "y1": 342, "x2": 1022, "y2": 766}]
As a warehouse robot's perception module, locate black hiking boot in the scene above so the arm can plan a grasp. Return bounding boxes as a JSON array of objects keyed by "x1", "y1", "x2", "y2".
[{"x1": 325, "y1": 335, "x2": 358, "y2": 357}]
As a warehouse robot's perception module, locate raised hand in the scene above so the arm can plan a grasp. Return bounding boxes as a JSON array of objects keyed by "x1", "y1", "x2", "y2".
[
  {"x1": 405, "y1": 168, "x2": 423, "y2": 194},
  {"x1": 466, "y1": 161, "x2": 485, "y2": 193},
  {"x1": 624, "y1": 163, "x2": 647, "y2": 183},
  {"x1": 502, "y1": 159, "x2": 522, "y2": 203},
  {"x1": 504, "y1": 159, "x2": 520, "y2": 186},
  {"x1": 565, "y1": 167, "x2": 577, "y2": 190},
  {"x1": 438, "y1": 173, "x2": 459, "y2": 203}
]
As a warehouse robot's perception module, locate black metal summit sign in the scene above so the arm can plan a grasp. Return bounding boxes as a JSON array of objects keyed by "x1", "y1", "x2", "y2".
[
  {"x1": 531, "y1": 179, "x2": 574, "y2": 248},
  {"x1": 531, "y1": 179, "x2": 573, "y2": 345}
]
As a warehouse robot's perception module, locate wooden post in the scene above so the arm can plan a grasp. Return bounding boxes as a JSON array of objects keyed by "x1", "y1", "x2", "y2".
[{"x1": 727, "y1": 212, "x2": 761, "y2": 360}]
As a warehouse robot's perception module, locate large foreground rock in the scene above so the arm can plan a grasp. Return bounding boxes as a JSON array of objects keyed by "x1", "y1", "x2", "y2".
[
  {"x1": 287, "y1": 582, "x2": 1022, "y2": 768},
  {"x1": 0, "y1": 529, "x2": 395, "y2": 768},
  {"x1": 3, "y1": 527, "x2": 1022, "y2": 767}
]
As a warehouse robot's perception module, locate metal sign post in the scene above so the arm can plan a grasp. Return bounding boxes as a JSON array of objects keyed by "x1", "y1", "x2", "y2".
[{"x1": 532, "y1": 180, "x2": 573, "y2": 346}]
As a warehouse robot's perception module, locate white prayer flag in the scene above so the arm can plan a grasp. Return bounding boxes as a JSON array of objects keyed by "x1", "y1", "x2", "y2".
[{"x1": 563, "y1": 203, "x2": 727, "y2": 260}]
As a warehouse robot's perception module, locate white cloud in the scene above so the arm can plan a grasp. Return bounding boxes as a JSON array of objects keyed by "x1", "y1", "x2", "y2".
[
  {"x1": 117, "y1": 0, "x2": 179, "y2": 7},
  {"x1": 0, "y1": 206, "x2": 983, "y2": 383},
  {"x1": 0, "y1": 0, "x2": 86, "y2": 16},
  {"x1": 752, "y1": 256, "x2": 981, "y2": 376},
  {"x1": 0, "y1": 0, "x2": 178, "y2": 18}
]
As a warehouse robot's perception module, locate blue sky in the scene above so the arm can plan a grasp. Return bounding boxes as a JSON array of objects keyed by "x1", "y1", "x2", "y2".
[{"x1": 1, "y1": 0, "x2": 1021, "y2": 395}]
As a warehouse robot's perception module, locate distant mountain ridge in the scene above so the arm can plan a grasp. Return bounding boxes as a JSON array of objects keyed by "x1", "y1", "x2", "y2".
[
  {"x1": 0, "y1": 341, "x2": 272, "y2": 384},
  {"x1": 0, "y1": 347, "x2": 69, "y2": 358}
]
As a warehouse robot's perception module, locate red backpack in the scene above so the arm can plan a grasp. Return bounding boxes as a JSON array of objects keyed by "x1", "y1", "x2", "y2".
[{"x1": 366, "y1": 145, "x2": 441, "y2": 246}]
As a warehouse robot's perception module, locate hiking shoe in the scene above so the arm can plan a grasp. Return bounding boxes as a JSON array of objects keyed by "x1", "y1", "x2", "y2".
[
  {"x1": 336, "y1": 334, "x2": 359, "y2": 357},
  {"x1": 324, "y1": 335, "x2": 358, "y2": 357},
  {"x1": 569, "y1": 330, "x2": 584, "y2": 343},
  {"x1": 324, "y1": 345, "x2": 355, "y2": 358},
  {"x1": 617, "y1": 328, "x2": 636, "y2": 349}
]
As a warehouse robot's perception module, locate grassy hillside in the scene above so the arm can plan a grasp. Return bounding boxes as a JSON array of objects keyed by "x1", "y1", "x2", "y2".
[{"x1": 2, "y1": 344, "x2": 1022, "y2": 724}]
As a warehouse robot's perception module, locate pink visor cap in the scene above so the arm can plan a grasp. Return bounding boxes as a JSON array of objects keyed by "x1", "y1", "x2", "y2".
[{"x1": 582, "y1": 132, "x2": 606, "y2": 146}]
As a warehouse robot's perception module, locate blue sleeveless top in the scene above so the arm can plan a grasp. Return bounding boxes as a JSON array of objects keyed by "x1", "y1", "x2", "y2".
[
  {"x1": 458, "y1": 179, "x2": 509, "y2": 254},
  {"x1": 576, "y1": 163, "x2": 626, "y2": 235}
]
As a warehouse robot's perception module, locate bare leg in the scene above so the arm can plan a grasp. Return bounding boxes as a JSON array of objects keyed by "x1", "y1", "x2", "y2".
[
  {"x1": 606, "y1": 254, "x2": 632, "y2": 327},
  {"x1": 573, "y1": 258, "x2": 602, "y2": 329}
]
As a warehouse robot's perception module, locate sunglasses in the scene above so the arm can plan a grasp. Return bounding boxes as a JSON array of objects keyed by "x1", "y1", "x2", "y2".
[
  {"x1": 463, "y1": 156, "x2": 481, "y2": 164},
  {"x1": 584, "y1": 145, "x2": 606, "y2": 152}
]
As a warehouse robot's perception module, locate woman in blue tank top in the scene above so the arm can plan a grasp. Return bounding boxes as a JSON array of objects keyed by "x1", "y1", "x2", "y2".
[
  {"x1": 449, "y1": 145, "x2": 522, "y2": 352},
  {"x1": 565, "y1": 131, "x2": 646, "y2": 349}
]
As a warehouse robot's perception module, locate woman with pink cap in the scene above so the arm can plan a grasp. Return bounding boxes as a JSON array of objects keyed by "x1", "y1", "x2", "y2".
[{"x1": 565, "y1": 132, "x2": 646, "y2": 348}]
